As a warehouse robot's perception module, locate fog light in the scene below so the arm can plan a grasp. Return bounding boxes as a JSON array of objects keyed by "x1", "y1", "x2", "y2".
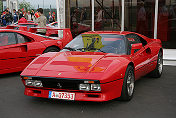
[
  {"x1": 79, "y1": 84, "x2": 90, "y2": 91},
  {"x1": 91, "y1": 84, "x2": 101, "y2": 91},
  {"x1": 34, "y1": 80, "x2": 43, "y2": 87},
  {"x1": 25, "y1": 80, "x2": 34, "y2": 86}
]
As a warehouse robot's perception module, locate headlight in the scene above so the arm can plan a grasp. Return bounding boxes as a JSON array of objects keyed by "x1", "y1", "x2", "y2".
[
  {"x1": 25, "y1": 80, "x2": 43, "y2": 87},
  {"x1": 79, "y1": 84, "x2": 101, "y2": 91},
  {"x1": 34, "y1": 80, "x2": 43, "y2": 87},
  {"x1": 25, "y1": 80, "x2": 34, "y2": 86},
  {"x1": 91, "y1": 84, "x2": 101, "y2": 91},
  {"x1": 79, "y1": 84, "x2": 90, "y2": 91}
]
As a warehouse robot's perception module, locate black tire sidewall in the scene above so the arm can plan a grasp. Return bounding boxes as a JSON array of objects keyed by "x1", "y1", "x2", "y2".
[
  {"x1": 156, "y1": 51, "x2": 163, "y2": 77},
  {"x1": 150, "y1": 51, "x2": 163, "y2": 78},
  {"x1": 43, "y1": 47, "x2": 60, "y2": 53},
  {"x1": 120, "y1": 65, "x2": 135, "y2": 101}
]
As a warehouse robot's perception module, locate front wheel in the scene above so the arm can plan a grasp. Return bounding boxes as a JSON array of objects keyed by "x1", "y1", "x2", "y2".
[{"x1": 120, "y1": 65, "x2": 135, "y2": 101}]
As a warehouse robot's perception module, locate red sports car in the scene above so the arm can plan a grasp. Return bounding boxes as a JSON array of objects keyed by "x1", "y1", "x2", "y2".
[
  {"x1": 47, "y1": 22, "x2": 91, "y2": 38},
  {"x1": 4, "y1": 25, "x2": 60, "y2": 37},
  {"x1": 20, "y1": 31, "x2": 163, "y2": 102},
  {"x1": 0, "y1": 28, "x2": 73, "y2": 74}
]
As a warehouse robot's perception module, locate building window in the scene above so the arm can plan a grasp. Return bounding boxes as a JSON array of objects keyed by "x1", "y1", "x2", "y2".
[{"x1": 94, "y1": 0, "x2": 122, "y2": 31}]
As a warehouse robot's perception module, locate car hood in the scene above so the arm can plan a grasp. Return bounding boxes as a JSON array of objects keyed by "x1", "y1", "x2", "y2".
[
  {"x1": 23, "y1": 51, "x2": 129, "y2": 83},
  {"x1": 39, "y1": 51, "x2": 107, "y2": 72}
]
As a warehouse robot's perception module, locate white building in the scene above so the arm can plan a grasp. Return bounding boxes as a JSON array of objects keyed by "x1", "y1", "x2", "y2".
[{"x1": 3, "y1": 0, "x2": 18, "y2": 12}]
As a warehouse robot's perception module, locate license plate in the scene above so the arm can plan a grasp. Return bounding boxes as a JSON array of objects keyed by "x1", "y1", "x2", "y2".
[{"x1": 48, "y1": 91, "x2": 75, "y2": 100}]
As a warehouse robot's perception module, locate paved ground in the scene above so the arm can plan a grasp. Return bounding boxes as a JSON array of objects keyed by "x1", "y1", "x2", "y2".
[{"x1": 0, "y1": 66, "x2": 176, "y2": 118}]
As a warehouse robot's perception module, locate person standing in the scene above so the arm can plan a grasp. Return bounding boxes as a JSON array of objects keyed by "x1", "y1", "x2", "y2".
[
  {"x1": 18, "y1": 9, "x2": 23, "y2": 20},
  {"x1": 34, "y1": 8, "x2": 47, "y2": 35},
  {"x1": 23, "y1": 10, "x2": 28, "y2": 20},
  {"x1": 27, "y1": 11, "x2": 32, "y2": 21},
  {"x1": 48, "y1": 12, "x2": 53, "y2": 23},
  {"x1": 13, "y1": 9, "x2": 18, "y2": 23},
  {"x1": 137, "y1": 1, "x2": 147, "y2": 36},
  {"x1": 5, "y1": 9, "x2": 13, "y2": 25},
  {"x1": 1, "y1": 12, "x2": 6, "y2": 26},
  {"x1": 31, "y1": 9, "x2": 35, "y2": 21},
  {"x1": 52, "y1": 12, "x2": 56, "y2": 22},
  {"x1": 80, "y1": 8, "x2": 87, "y2": 23}
]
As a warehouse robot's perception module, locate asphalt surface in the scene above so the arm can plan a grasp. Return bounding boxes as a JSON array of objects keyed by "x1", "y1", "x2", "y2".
[{"x1": 0, "y1": 66, "x2": 176, "y2": 118}]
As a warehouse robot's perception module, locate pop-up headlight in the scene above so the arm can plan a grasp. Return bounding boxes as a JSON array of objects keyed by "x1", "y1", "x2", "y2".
[
  {"x1": 79, "y1": 84, "x2": 90, "y2": 91},
  {"x1": 91, "y1": 84, "x2": 101, "y2": 91},
  {"x1": 79, "y1": 81, "x2": 101, "y2": 91},
  {"x1": 25, "y1": 79, "x2": 43, "y2": 87}
]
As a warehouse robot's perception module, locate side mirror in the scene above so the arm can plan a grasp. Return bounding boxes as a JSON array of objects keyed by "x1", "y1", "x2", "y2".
[
  {"x1": 152, "y1": 39, "x2": 162, "y2": 44},
  {"x1": 131, "y1": 43, "x2": 143, "y2": 55}
]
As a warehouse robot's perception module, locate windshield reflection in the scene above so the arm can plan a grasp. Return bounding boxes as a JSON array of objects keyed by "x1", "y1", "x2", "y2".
[{"x1": 62, "y1": 34, "x2": 127, "y2": 54}]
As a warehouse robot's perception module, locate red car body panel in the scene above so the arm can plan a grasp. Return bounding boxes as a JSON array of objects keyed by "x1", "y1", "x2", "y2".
[
  {"x1": 21, "y1": 31, "x2": 162, "y2": 102},
  {"x1": 23, "y1": 79, "x2": 123, "y2": 102},
  {"x1": 4, "y1": 24, "x2": 61, "y2": 37},
  {"x1": 0, "y1": 29, "x2": 73, "y2": 74}
]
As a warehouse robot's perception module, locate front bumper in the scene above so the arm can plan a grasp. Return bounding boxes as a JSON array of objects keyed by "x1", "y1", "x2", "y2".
[{"x1": 24, "y1": 79, "x2": 123, "y2": 102}]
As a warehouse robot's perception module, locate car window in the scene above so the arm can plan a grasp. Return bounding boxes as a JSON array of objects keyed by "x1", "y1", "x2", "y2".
[
  {"x1": 126, "y1": 33, "x2": 147, "y2": 46},
  {"x1": 125, "y1": 34, "x2": 143, "y2": 54},
  {"x1": 19, "y1": 24, "x2": 37, "y2": 29},
  {"x1": 0, "y1": 32, "x2": 16, "y2": 46},
  {"x1": 62, "y1": 34, "x2": 127, "y2": 55},
  {"x1": 126, "y1": 34, "x2": 141, "y2": 45},
  {"x1": 17, "y1": 33, "x2": 30, "y2": 44}
]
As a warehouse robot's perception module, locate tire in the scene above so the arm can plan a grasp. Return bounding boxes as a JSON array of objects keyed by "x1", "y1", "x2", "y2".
[
  {"x1": 150, "y1": 51, "x2": 163, "y2": 78},
  {"x1": 120, "y1": 65, "x2": 135, "y2": 101},
  {"x1": 43, "y1": 47, "x2": 60, "y2": 53}
]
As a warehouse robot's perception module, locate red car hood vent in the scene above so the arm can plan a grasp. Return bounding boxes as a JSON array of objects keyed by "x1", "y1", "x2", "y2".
[{"x1": 40, "y1": 51, "x2": 109, "y2": 73}]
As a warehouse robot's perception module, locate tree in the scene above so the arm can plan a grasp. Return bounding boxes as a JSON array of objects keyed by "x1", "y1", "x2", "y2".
[
  {"x1": 0, "y1": 1, "x2": 3, "y2": 13},
  {"x1": 19, "y1": 0, "x2": 33, "y2": 11}
]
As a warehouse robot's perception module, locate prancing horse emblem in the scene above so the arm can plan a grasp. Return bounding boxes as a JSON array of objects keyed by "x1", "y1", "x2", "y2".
[{"x1": 57, "y1": 83, "x2": 62, "y2": 88}]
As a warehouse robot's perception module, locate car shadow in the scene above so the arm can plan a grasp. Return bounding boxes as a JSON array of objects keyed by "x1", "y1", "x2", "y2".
[
  {"x1": 0, "y1": 72, "x2": 21, "y2": 79},
  {"x1": 24, "y1": 71, "x2": 165, "y2": 107}
]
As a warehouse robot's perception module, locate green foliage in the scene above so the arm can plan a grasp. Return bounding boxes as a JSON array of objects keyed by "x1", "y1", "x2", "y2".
[
  {"x1": 19, "y1": 0, "x2": 33, "y2": 11},
  {"x1": 0, "y1": 1, "x2": 3, "y2": 12}
]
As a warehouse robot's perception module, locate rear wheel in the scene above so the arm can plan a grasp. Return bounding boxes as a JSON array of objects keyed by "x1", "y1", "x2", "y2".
[
  {"x1": 150, "y1": 51, "x2": 163, "y2": 78},
  {"x1": 43, "y1": 47, "x2": 60, "y2": 53},
  {"x1": 120, "y1": 65, "x2": 135, "y2": 101}
]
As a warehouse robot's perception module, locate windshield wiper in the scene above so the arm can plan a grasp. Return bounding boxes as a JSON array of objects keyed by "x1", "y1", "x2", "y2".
[
  {"x1": 88, "y1": 48, "x2": 105, "y2": 53},
  {"x1": 77, "y1": 47, "x2": 105, "y2": 53},
  {"x1": 63, "y1": 47, "x2": 77, "y2": 51},
  {"x1": 77, "y1": 48, "x2": 87, "y2": 52}
]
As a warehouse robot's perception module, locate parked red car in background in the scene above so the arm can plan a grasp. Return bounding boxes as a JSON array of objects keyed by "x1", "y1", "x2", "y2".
[
  {"x1": 0, "y1": 28, "x2": 73, "y2": 74},
  {"x1": 47, "y1": 22, "x2": 91, "y2": 37}
]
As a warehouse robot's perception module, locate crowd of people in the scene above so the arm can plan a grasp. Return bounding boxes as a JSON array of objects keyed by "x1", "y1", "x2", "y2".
[{"x1": 0, "y1": 8, "x2": 56, "y2": 26}]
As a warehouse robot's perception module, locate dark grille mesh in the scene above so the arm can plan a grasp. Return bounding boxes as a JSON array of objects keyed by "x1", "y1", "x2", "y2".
[{"x1": 32, "y1": 77, "x2": 99, "y2": 90}]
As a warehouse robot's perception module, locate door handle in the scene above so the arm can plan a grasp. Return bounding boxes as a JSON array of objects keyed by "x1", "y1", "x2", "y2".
[{"x1": 19, "y1": 43, "x2": 28, "y2": 52}]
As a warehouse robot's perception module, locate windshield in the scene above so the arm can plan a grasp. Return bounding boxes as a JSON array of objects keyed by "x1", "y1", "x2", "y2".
[
  {"x1": 19, "y1": 24, "x2": 37, "y2": 29},
  {"x1": 62, "y1": 34, "x2": 127, "y2": 54}
]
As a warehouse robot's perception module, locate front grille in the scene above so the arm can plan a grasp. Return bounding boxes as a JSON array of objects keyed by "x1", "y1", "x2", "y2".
[{"x1": 32, "y1": 77, "x2": 99, "y2": 90}]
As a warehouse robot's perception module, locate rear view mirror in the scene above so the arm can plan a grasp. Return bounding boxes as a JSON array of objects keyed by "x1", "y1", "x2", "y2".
[{"x1": 131, "y1": 43, "x2": 143, "y2": 55}]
